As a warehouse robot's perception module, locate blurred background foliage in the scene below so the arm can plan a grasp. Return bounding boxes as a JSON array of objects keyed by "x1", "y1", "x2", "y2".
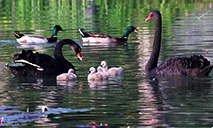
[{"x1": 0, "y1": 0, "x2": 211, "y2": 40}]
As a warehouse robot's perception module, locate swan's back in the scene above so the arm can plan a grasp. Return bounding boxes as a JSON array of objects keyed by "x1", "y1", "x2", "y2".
[
  {"x1": 10, "y1": 50, "x2": 57, "y2": 76},
  {"x1": 9, "y1": 39, "x2": 82, "y2": 77},
  {"x1": 155, "y1": 55, "x2": 213, "y2": 76}
]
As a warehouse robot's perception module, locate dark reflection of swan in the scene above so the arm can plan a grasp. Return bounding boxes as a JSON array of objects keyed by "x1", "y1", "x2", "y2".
[
  {"x1": 137, "y1": 76, "x2": 212, "y2": 126},
  {"x1": 144, "y1": 10, "x2": 213, "y2": 76},
  {"x1": 9, "y1": 39, "x2": 83, "y2": 77},
  {"x1": 9, "y1": 76, "x2": 56, "y2": 87}
]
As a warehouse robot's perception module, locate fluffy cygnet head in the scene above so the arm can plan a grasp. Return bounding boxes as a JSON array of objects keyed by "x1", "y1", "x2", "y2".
[
  {"x1": 88, "y1": 67, "x2": 103, "y2": 81},
  {"x1": 68, "y1": 69, "x2": 75, "y2": 74},
  {"x1": 89, "y1": 67, "x2": 96, "y2": 74},
  {"x1": 100, "y1": 61, "x2": 107, "y2": 68},
  {"x1": 97, "y1": 66, "x2": 104, "y2": 72}
]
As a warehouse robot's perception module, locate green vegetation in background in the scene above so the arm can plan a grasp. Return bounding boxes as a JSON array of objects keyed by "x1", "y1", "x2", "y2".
[{"x1": 0, "y1": 0, "x2": 211, "y2": 40}]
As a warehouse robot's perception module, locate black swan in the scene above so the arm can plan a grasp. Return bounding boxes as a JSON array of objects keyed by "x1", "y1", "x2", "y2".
[
  {"x1": 13, "y1": 25, "x2": 63, "y2": 44},
  {"x1": 9, "y1": 39, "x2": 83, "y2": 77},
  {"x1": 145, "y1": 10, "x2": 213, "y2": 76},
  {"x1": 79, "y1": 26, "x2": 137, "y2": 43}
]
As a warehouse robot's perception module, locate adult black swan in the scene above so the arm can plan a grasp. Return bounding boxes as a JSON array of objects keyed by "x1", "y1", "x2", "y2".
[
  {"x1": 145, "y1": 10, "x2": 213, "y2": 76},
  {"x1": 9, "y1": 39, "x2": 83, "y2": 77}
]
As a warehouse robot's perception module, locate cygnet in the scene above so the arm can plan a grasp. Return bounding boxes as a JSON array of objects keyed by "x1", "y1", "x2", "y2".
[
  {"x1": 100, "y1": 61, "x2": 124, "y2": 76},
  {"x1": 88, "y1": 67, "x2": 105, "y2": 81},
  {"x1": 97, "y1": 66, "x2": 109, "y2": 80},
  {"x1": 56, "y1": 69, "x2": 77, "y2": 81}
]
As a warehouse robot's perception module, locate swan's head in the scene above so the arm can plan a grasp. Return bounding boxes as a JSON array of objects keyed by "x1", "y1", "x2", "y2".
[
  {"x1": 70, "y1": 43, "x2": 83, "y2": 61},
  {"x1": 97, "y1": 66, "x2": 104, "y2": 72},
  {"x1": 77, "y1": 51, "x2": 83, "y2": 61},
  {"x1": 68, "y1": 69, "x2": 75, "y2": 74},
  {"x1": 101, "y1": 61, "x2": 107, "y2": 68},
  {"x1": 88, "y1": 67, "x2": 96, "y2": 74},
  {"x1": 145, "y1": 10, "x2": 161, "y2": 22}
]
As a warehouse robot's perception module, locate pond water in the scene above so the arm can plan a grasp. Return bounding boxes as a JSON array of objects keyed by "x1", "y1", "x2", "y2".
[{"x1": 0, "y1": 0, "x2": 213, "y2": 127}]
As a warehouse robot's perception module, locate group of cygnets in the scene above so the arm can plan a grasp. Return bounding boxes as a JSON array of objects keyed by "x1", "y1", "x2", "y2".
[{"x1": 56, "y1": 61, "x2": 124, "y2": 82}]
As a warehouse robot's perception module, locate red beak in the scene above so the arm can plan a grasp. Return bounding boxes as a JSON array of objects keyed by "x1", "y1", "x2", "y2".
[
  {"x1": 145, "y1": 12, "x2": 152, "y2": 22},
  {"x1": 77, "y1": 52, "x2": 83, "y2": 61}
]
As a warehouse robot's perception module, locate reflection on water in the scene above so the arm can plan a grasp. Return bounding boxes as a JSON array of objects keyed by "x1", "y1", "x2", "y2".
[
  {"x1": 57, "y1": 80, "x2": 77, "y2": 86},
  {"x1": 137, "y1": 76, "x2": 213, "y2": 127},
  {"x1": 0, "y1": 105, "x2": 91, "y2": 127},
  {"x1": 149, "y1": 76, "x2": 213, "y2": 127},
  {"x1": 0, "y1": 0, "x2": 213, "y2": 127}
]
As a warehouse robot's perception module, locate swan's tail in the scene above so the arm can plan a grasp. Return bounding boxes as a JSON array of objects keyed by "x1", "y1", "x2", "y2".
[
  {"x1": 200, "y1": 65, "x2": 213, "y2": 76},
  {"x1": 78, "y1": 28, "x2": 90, "y2": 37},
  {"x1": 13, "y1": 31, "x2": 24, "y2": 38}
]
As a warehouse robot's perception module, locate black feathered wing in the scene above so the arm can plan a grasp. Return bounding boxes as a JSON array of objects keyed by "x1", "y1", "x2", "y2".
[{"x1": 155, "y1": 55, "x2": 213, "y2": 76}]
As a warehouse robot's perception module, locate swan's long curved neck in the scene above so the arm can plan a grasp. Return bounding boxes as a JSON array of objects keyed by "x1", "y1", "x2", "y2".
[
  {"x1": 54, "y1": 40, "x2": 74, "y2": 63},
  {"x1": 145, "y1": 14, "x2": 162, "y2": 74}
]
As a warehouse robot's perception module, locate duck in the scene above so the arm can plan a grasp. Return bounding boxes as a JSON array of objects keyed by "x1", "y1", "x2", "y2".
[
  {"x1": 100, "y1": 61, "x2": 124, "y2": 76},
  {"x1": 13, "y1": 25, "x2": 63, "y2": 44},
  {"x1": 56, "y1": 69, "x2": 77, "y2": 81},
  {"x1": 144, "y1": 10, "x2": 213, "y2": 76},
  {"x1": 87, "y1": 67, "x2": 106, "y2": 81},
  {"x1": 9, "y1": 39, "x2": 83, "y2": 77},
  {"x1": 79, "y1": 26, "x2": 137, "y2": 43}
]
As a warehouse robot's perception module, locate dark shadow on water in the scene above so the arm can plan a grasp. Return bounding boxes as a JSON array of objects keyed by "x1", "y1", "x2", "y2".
[
  {"x1": 149, "y1": 76, "x2": 212, "y2": 94},
  {"x1": 3, "y1": 76, "x2": 92, "y2": 127},
  {"x1": 139, "y1": 76, "x2": 213, "y2": 127},
  {"x1": 7, "y1": 76, "x2": 78, "y2": 108},
  {"x1": 9, "y1": 76, "x2": 57, "y2": 86}
]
